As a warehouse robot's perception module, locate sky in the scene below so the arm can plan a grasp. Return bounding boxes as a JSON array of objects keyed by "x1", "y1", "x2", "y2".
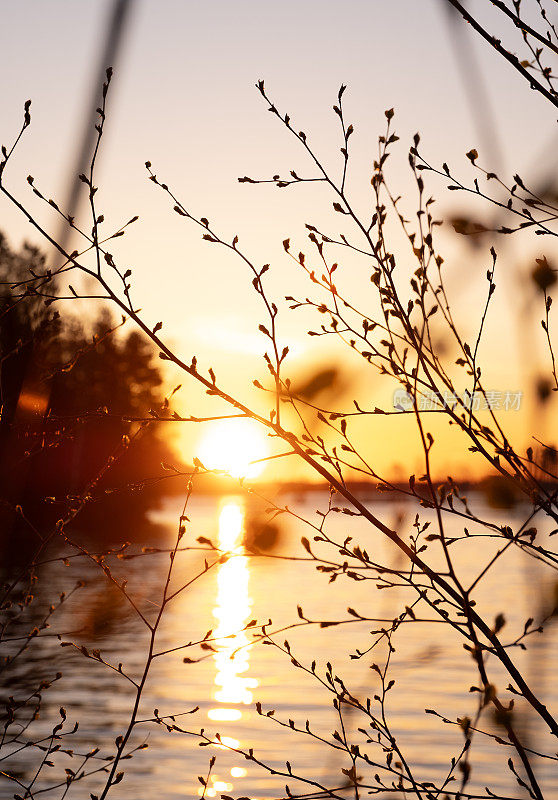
[{"x1": 1, "y1": 0, "x2": 557, "y2": 481}]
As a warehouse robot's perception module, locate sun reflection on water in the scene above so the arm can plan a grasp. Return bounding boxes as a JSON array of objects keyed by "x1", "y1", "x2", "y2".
[
  {"x1": 210, "y1": 501, "x2": 257, "y2": 712},
  {"x1": 202, "y1": 499, "x2": 257, "y2": 795}
]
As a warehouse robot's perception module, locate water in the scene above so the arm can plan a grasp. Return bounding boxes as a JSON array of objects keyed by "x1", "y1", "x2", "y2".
[{"x1": 2, "y1": 491, "x2": 558, "y2": 799}]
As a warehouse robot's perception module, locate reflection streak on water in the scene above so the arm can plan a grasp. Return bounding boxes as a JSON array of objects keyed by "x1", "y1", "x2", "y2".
[{"x1": 203, "y1": 500, "x2": 257, "y2": 796}]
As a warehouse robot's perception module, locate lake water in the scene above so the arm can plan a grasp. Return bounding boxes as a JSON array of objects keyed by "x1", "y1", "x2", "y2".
[{"x1": 2, "y1": 490, "x2": 558, "y2": 799}]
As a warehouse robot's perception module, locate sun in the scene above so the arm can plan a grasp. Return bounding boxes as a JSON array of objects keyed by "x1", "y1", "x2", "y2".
[{"x1": 196, "y1": 418, "x2": 268, "y2": 478}]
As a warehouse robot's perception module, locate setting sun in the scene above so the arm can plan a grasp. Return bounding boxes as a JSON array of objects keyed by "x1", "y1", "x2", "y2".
[
  {"x1": 4, "y1": 4, "x2": 558, "y2": 800},
  {"x1": 196, "y1": 418, "x2": 269, "y2": 478}
]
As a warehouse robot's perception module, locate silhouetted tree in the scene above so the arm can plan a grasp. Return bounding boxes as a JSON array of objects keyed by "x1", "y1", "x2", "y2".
[{"x1": 0, "y1": 233, "x2": 178, "y2": 553}]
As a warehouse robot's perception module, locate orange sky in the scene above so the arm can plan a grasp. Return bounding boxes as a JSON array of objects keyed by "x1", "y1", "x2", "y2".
[{"x1": 1, "y1": 0, "x2": 557, "y2": 481}]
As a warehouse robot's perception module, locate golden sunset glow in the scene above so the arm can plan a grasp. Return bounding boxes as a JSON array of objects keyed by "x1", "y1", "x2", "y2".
[
  {"x1": 211, "y1": 735, "x2": 239, "y2": 750},
  {"x1": 230, "y1": 767, "x2": 247, "y2": 778},
  {"x1": 5, "y1": 5, "x2": 558, "y2": 800},
  {"x1": 197, "y1": 418, "x2": 269, "y2": 479},
  {"x1": 197, "y1": 778, "x2": 233, "y2": 798},
  {"x1": 209, "y1": 500, "x2": 258, "y2": 723},
  {"x1": 203, "y1": 501, "x2": 256, "y2": 796}
]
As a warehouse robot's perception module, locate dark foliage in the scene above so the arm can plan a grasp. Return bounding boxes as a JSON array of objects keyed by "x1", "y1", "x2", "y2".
[{"x1": 0, "y1": 233, "x2": 177, "y2": 555}]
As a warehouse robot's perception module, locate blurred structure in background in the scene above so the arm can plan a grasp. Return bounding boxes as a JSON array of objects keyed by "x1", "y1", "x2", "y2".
[{"x1": 55, "y1": 0, "x2": 134, "y2": 256}]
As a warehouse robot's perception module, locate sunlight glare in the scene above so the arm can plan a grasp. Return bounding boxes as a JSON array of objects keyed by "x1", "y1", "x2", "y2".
[
  {"x1": 209, "y1": 499, "x2": 258, "y2": 724},
  {"x1": 197, "y1": 418, "x2": 268, "y2": 478},
  {"x1": 231, "y1": 767, "x2": 247, "y2": 778},
  {"x1": 211, "y1": 735, "x2": 239, "y2": 750},
  {"x1": 208, "y1": 708, "x2": 242, "y2": 721},
  {"x1": 213, "y1": 781, "x2": 233, "y2": 791},
  {"x1": 218, "y1": 503, "x2": 243, "y2": 552}
]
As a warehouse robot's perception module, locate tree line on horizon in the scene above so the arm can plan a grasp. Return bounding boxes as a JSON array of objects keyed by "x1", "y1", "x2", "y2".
[{"x1": 0, "y1": 231, "x2": 181, "y2": 557}]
